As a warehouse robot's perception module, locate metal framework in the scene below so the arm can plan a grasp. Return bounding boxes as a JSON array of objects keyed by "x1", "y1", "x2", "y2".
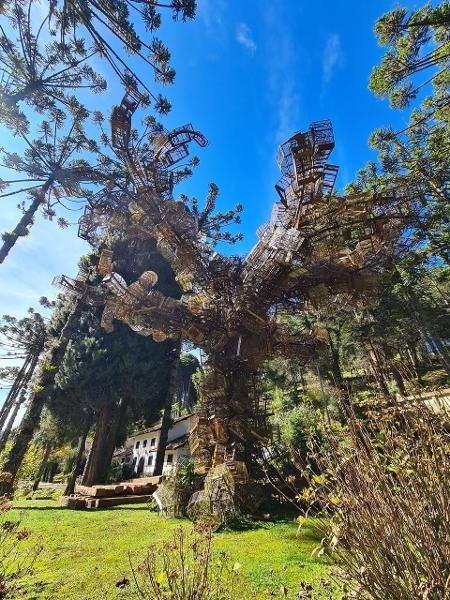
[{"x1": 58, "y1": 91, "x2": 411, "y2": 512}]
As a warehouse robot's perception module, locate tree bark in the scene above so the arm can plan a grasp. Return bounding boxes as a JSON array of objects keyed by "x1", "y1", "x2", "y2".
[
  {"x1": 0, "y1": 392, "x2": 26, "y2": 454},
  {"x1": 64, "y1": 421, "x2": 91, "y2": 496},
  {"x1": 327, "y1": 329, "x2": 345, "y2": 389},
  {"x1": 0, "y1": 352, "x2": 39, "y2": 452},
  {"x1": 368, "y1": 343, "x2": 391, "y2": 397},
  {"x1": 390, "y1": 363, "x2": 407, "y2": 396},
  {"x1": 0, "y1": 354, "x2": 31, "y2": 431},
  {"x1": 316, "y1": 363, "x2": 332, "y2": 425},
  {"x1": 407, "y1": 343, "x2": 424, "y2": 386},
  {"x1": 81, "y1": 399, "x2": 128, "y2": 486},
  {"x1": 0, "y1": 300, "x2": 80, "y2": 495},
  {"x1": 32, "y1": 441, "x2": 52, "y2": 492},
  {"x1": 404, "y1": 290, "x2": 450, "y2": 376},
  {"x1": 153, "y1": 345, "x2": 180, "y2": 477},
  {"x1": 416, "y1": 320, "x2": 450, "y2": 375},
  {"x1": 381, "y1": 342, "x2": 407, "y2": 397}
]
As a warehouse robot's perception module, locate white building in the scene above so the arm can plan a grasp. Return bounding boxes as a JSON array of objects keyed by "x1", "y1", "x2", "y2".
[{"x1": 127, "y1": 414, "x2": 194, "y2": 477}]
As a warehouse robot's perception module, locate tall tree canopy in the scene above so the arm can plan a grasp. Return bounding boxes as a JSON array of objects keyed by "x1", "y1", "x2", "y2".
[{"x1": 0, "y1": 0, "x2": 197, "y2": 261}]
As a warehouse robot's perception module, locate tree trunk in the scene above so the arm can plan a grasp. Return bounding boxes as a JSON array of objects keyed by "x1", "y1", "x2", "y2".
[
  {"x1": 390, "y1": 363, "x2": 407, "y2": 396},
  {"x1": 0, "y1": 179, "x2": 52, "y2": 264},
  {"x1": 0, "y1": 354, "x2": 31, "y2": 431},
  {"x1": 0, "y1": 300, "x2": 80, "y2": 495},
  {"x1": 0, "y1": 392, "x2": 26, "y2": 454},
  {"x1": 407, "y1": 344, "x2": 424, "y2": 386},
  {"x1": 316, "y1": 363, "x2": 332, "y2": 425},
  {"x1": 368, "y1": 343, "x2": 391, "y2": 397},
  {"x1": 0, "y1": 352, "x2": 39, "y2": 452},
  {"x1": 327, "y1": 329, "x2": 344, "y2": 389},
  {"x1": 81, "y1": 399, "x2": 128, "y2": 486},
  {"x1": 405, "y1": 291, "x2": 450, "y2": 376},
  {"x1": 416, "y1": 320, "x2": 450, "y2": 375},
  {"x1": 64, "y1": 421, "x2": 91, "y2": 496},
  {"x1": 381, "y1": 342, "x2": 408, "y2": 397},
  {"x1": 32, "y1": 441, "x2": 52, "y2": 492},
  {"x1": 153, "y1": 346, "x2": 180, "y2": 477}
]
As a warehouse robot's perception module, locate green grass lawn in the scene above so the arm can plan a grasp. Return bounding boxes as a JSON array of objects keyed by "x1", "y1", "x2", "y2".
[{"x1": 9, "y1": 499, "x2": 333, "y2": 599}]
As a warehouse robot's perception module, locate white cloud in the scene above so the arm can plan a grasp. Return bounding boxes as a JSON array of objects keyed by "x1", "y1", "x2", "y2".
[
  {"x1": 264, "y1": 5, "x2": 301, "y2": 143},
  {"x1": 322, "y1": 33, "x2": 344, "y2": 87},
  {"x1": 197, "y1": 0, "x2": 227, "y2": 37},
  {"x1": 236, "y1": 23, "x2": 256, "y2": 53}
]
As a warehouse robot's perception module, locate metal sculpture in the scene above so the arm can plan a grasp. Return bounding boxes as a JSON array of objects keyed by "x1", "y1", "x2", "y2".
[{"x1": 58, "y1": 91, "x2": 410, "y2": 519}]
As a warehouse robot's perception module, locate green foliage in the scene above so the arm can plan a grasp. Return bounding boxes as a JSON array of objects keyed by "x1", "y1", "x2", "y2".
[
  {"x1": 48, "y1": 238, "x2": 179, "y2": 444},
  {"x1": 302, "y1": 403, "x2": 450, "y2": 599},
  {"x1": 421, "y1": 367, "x2": 450, "y2": 386},
  {"x1": 7, "y1": 501, "x2": 330, "y2": 599},
  {"x1": 131, "y1": 525, "x2": 237, "y2": 599},
  {"x1": 0, "y1": 442, "x2": 13, "y2": 472},
  {"x1": 172, "y1": 458, "x2": 195, "y2": 489},
  {"x1": 17, "y1": 442, "x2": 42, "y2": 482},
  {"x1": 107, "y1": 457, "x2": 123, "y2": 484},
  {"x1": 369, "y1": 2, "x2": 450, "y2": 113},
  {"x1": 265, "y1": 358, "x2": 339, "y2": 459}
]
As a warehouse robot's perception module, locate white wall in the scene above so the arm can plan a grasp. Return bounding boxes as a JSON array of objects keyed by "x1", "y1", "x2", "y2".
[{"x1": 130, "y1": 416, "x2": 194, "y2": 476}]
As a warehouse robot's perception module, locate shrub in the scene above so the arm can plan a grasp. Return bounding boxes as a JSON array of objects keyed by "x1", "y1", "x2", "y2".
[
  {"x1": 17, "y1": 442, "x2": 42, "y2": 482},
  {"x1": 0, "y1": 483, "x2": 42, "y2": 598},
  {"x1": 107, "y1": 457, "x2": 124, "y2": 483},
  {"x1": 130, "y1": 525, "x2": 237, "y2": 599},
  {"x1": 301, "y1": 402, "x2": 450, "y2": 599}
]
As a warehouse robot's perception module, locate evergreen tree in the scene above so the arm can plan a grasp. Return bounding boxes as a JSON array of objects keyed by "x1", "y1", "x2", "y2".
[
  {"x1": 0, "y1": 0, "x2": 197, "y2": 261},
  {"x1": 369, "y1": 2, "x2": 450, "y2": 115},
  {"x1": 0, "y1": 307, "x2": 47, "y2": 451},
  {"x1": 48, "y1": 237, "x2": 180, "y2": 485},
  {"x1": 0, "y1": 294, "x2": 81, "y2": 494},
  {"x1": 0, "y1": 107, "x2": 102, "y2": 262},
  {"x1": 0, "y1": 0, "x2": 106, "y2": 133}
]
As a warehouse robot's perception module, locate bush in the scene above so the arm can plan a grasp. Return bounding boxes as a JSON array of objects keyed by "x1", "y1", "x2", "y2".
[
  {"x1": 130, "y1": 525, "x2": 237, "y2": 599},
  {"x1": 0, "y1": 481, "x2": 42, "y2": 598},
  {"x1": 107, "y1": 457, "x2": 123, "y2": 483},
  {"x1": 301, "y1": 402, "x2": 450, "y2": 599},
  {"x1": 17, "y1": 443, "x2": 42, "y2": 482}
]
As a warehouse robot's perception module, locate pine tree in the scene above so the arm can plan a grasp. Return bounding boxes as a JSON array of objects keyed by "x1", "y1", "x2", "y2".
[
  {"x1": 47, "y1": 238, "x2": 180, "y2": 485},
  {"x1": 0, "y1": 0, "x2": 106, "y2": 133},
  {"x1": 0, "y1": 308, "x2": 47, "y2": 451},
  {"x1": 0, "y1": 107, "x2": 102, "y2": 262},
  {"x1": 0, "y1": 0, "x2": 198, "y2": 260},
  {"x1": 0, "y1": 295, "x2": 81, "y2": 494},
  {"x1": 370, "y1": 2, "x2": 450, "y2": 115}
]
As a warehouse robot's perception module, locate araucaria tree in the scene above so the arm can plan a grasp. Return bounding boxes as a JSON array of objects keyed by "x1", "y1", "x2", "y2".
[
  {"x1": 0, "y1": 0, "x2": 197, "y2": 262},
  {"x1": 0, "y1": 0, "x2": 196, "y2": 491},
  {"x1": 0, "y1": 308, "x2": 47, "y2": 452}
]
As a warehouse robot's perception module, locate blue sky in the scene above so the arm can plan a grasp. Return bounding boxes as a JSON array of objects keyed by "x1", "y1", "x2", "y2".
[{"x1": 0, "y1": 0, "x2": 420, "y2": 399}]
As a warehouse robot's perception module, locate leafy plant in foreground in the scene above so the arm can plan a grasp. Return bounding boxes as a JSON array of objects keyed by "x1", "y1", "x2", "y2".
[
  {"x1": 300, "y1": 402, "x2": 450, "y2": 599},
  {"x1": 130, "y1": 525, "x2": 237, "y2": 600}
]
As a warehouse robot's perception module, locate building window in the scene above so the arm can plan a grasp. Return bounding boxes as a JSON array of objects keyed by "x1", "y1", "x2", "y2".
[
  {"x1": 143, "y1": 440, "x2": 147, "y2": 448},
  {"x1": 148, "y1": 455, "x2": 153, "y2": 466},
  {"x1": 150, "y1": 438, "x2": 156, "y2": 447},
  {"x1": 166, "y1": 454, "x2": 174, "y2": 464},
  {"x1": 135, "y1": 441, "x2": 140, "y2": 449}
]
